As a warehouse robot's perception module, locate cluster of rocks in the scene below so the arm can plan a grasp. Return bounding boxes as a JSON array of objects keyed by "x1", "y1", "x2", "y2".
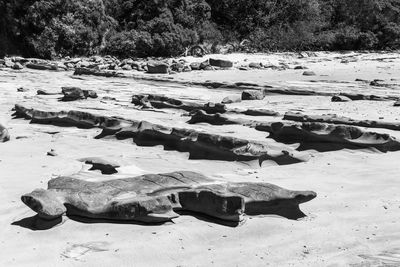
[{"x1": 1, "y1": 55, "x2": 236, "y2": 74}]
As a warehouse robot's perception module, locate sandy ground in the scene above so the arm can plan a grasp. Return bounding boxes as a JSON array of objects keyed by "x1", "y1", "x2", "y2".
[{"x1": 1, "y1": 52, "x2": 400, "y2": 266}]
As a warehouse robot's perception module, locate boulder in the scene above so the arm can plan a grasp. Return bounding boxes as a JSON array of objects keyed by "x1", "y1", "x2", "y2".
[
  {"x1": 331, "y1": 95, "x2": 352, "y2": 102},
  {"x1": 61, "y1": 87, "x2": 97, "y2": 101},
  {"x1": 248, "y1": 62, "x2": 262, "y2": 69},
  {"x1": 121, "y1": 64, "x2": 132, "y2": 70},
  {"x1": 302, "y1": 71, "x2": 316, "y2": 76},
  {"x1": 21, "y1": 171, "x2": 316, "y2": 225},
  {"x1": 241, "y1": 90, "x2": 265, "y2": 100},
  {"x1": 171, "y1": 62, "x2": 184, "y2": 72},
  {"x1": 209, "y1": 58, "x2": 233, "y2": 68},
  {"x1": 147, "y1": 61, "x2": 170, "y2": 74},
  {"x1": 221, "y1": 95, "x2": 242, "y2": 104},
  {"x1": 0, "y1": 123, "x2": 10, "y2": 142},
  {"x1": 26, "y1": 63, "x2": 57, "y2": 71},
  {"x1": 190, "y1": 62, "x2": 201, "y2": 70},
  {"x1": 12, "y1": 63, "x2": 24, "y2": 70}
]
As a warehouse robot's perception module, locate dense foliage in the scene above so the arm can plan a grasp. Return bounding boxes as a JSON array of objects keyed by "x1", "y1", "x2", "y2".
[{"x1": 1, "y1": 0, "x2": 400, "y2": 58}]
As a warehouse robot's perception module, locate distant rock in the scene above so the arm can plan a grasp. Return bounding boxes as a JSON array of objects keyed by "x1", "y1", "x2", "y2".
[
  {"x1": 17, "y1": 87, "x2": 29, "y2": 92},
  {"x1": 248, "y1": 62, "x2": 262, "y2": 69},
  {"x1": 12, "y1": 63, "x2": 24, "y2": 70},
  {"x1": 190, "y1": 62, "x2": 201, "y2": 70},
  {"x1": 0, "y1": 123, "x2": 10, "y2": 142},
  {"x1": 221, "y1": 95, "x2": 242, "y2": 104},
  {"x1": 26, "y1": 63, "x2": 58, "y2": 71},
  {"x1": 294, "y1": 66, "x2": 308, "y2": 70},
  {"x1": 47, "y1": 149, "x2": 58, "y2": 157},
  {"x1": 302, "y1": 71, "x2": 316, "y2": 76},
  {"x1": 331, "y1": 95, "x2": 352, "y2": 102},
  {"x1": 37, "y1": 89, "x2": 61, "y2": 95},
  {"x1": 61, "y1": 87, "x2": 97, "y2": 101},
  {"x1": 394, "y1": 100, "x2": 400, "y2": 107},
  {"x1": 209, "y1": 58, "x2": 233, "y2": 68},
  {"x1": 241, "y1": 90, "x2": 265, "y2": 100},
  {"x1": 147, "y1": 61, "x2": 170, "y2": 74}
]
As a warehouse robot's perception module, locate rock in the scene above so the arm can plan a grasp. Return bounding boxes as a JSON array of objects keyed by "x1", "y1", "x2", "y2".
[
  {"x1": 294, "y1": 66, "x2": 308, "y2": 70},
  {"x1": 259, "y1": 121, "x2": 400, "y2": 152},
  {"x1": 189, "y1": 111, "x2": 400, "y2": 153},
  {"x1": 74, "y1": 67, "x2": 121, "y2": 78},
  {"x1": 200, "y1": 60, "x2": 211, "y2": 70},
  {"x1": 209, "y1": 58, "x2": 233, "y2": 68},
  {"x1": 14, "y1": 105, "x2": 309, "y2": 165},
  {"x1": 132, "y1": 94, "x2": 227, "y2": 114},
  {"x1": 331, "y1": 95, "x2": 352, "y2": 102},
  {"x1": 12, "y1": 63, "x2": 24, "y2": 70},
  {"x1": 283, "y1": 112, "x2": 400, "y2": 132},
  {"x1": 17, "y1": 87, "x2": 29, "y2": 92},
  {"x1": 121, "y1": 64, "x2": 132, "y2": 70},
  {"x1": 26, "y1": 63, "x2": 58, "y2": 71},
  {"x1": 47, "y1": 149, "x2": 58, "y2": 157},
  {"x1": 221, "y1": 96, "x2": 242, "y2": 104},
  {"x1": 147, "y1": 61, "x2": 170, "y2": 74},
  {"x1": 171, "y1": 62, "x2": 184, "y2": 72},
  {"x1": 61, "y1": 87, "x2": 85, "y2": 101},
  {"x1": 190, "y1": 62, "x2": 201, "y2": 70},
  {"x1": 203, "y1": 65, "x2": 215, "y2": 71},
  {"x1": 394, "y1": 100, "x2": 400, "y2": 107},
  {"x1": 302, "y1": 71, "x2": 316, "y2": 76},
  {"x1": 61, "y1": 87, "x2": 98, "y2": 101},
  {"x1": 242, "y1": 90, "x2": 265, "y2": 100},
  {"x1": 21, "y1": 171, "x2": 316, "y2": 224},
  {"x1": 37, "y1": 89, "x2": 61, "y2": 95},
  {"x1": 79, "y1": 157, "x2": 120, "y2": 174},
  {"x1": 248, "y1": 62, "x2": 262, "y2": 69},
  {"x1": 0, "y1": 123, "x2": 10, "y2": 142},
  {"x1": 182, "y1": 65, "x2": 192, "y2": 72},
  {"x1": 4, "y1": 60, "x2": 14, "y2": 68}
]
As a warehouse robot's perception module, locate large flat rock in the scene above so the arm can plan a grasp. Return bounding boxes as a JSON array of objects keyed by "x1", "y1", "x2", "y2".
[{"x1": 21, "y1": 171, "x2": 316, "y2": 225}]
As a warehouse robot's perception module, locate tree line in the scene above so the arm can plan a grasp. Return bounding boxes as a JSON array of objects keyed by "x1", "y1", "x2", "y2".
[{"x1": 1, "y1": 0, "x2": 400, "y2": 59}]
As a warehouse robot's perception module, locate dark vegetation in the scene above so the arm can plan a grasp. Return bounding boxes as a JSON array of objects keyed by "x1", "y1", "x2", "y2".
[{"x1": 1, "y1": 0, "x2": 400, "y2": 58}]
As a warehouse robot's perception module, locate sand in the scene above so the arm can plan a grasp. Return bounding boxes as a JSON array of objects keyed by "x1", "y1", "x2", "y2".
[{"x1": 0, "y1": 52, "x2": 400, "y2": 266}]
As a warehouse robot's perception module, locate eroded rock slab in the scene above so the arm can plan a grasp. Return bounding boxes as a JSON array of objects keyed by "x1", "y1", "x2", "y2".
[
  {"x1": 189, "y1": 111, "x2": 400, "y2": 152},
  {"x1": 132, "y1": 94, "x2": 227, "y2": 114},
  {"x1": 284, "y1": 112, "x2": 400, "y2": 131},
  {"x1": 21, "y1": 171, "x2": 316, "y2": 225},
  {"x1": 13, "y1": 105, "x2": 308, "y2": 165}
]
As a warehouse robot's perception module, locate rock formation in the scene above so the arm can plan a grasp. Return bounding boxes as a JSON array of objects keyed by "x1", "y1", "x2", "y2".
[
  {"x1": 284, "y1": 112, "x2": 400, "y2": 131},
  {"x1": 13, "y1": 105, "x2": 308, "y2": 165},
  {"x1": 21, "y1": 171, "x2": 316, "y2": 225},
  {"x1": 189, "y1": 111, "x2": 400, "y2": 152}
]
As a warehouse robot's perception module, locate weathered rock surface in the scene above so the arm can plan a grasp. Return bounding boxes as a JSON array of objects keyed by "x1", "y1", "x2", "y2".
[
  {"x1": 209, "y1": 58, "x2": 233, "y2": 68},
  {"x1": 284, "y1": 112, "x2": 400, "y2": 131},
  {"x1": 132, "y1": 94, "x2": 227, "y2": 114},
  {"x1": 147, "y1": 61, "x2": 170, "y2": 74},
  {"x1": 21, "y1": 171, "x2": 316, "y2": 225},
  {"x1": 242, "y1": 90, "x2": 265, "y2": 100},
  {"x1": 331, "y1": 95, "x2": 352, "y2": 102},
  {"x1": 189, "y1": 111, "x2": 400, "y2": 152},
  {"x1": 302, "y1": 71, "x2": 316, "y2": 76},
  {"x1": 0, "y1": 123, "x2": 10, "y2": 142},
  {"x1": 74, "y1": 67, "x2": 122, "y2": 77},
  {"x1": 26, "y1": 63, "x2": 58, "y2": 71},
  {"x1": 13, "y1": 105, "x2": 308, "y2": 165},
  {"x1": 258, "y1": 122, "x2": 400, "y2": 152},
  {"x1": 61, "y1": 87, "x2": 98, "y2": 101}
]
